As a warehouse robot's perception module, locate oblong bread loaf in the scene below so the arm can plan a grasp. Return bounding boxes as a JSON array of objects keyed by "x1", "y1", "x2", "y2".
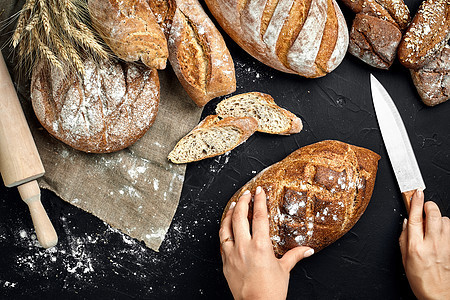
[
  {"x1": 221, "y1": 140, "x2": 380, "y2": 256},
  {"x1": 204, "y1": 0, "x2": 349, "y2": 78}
]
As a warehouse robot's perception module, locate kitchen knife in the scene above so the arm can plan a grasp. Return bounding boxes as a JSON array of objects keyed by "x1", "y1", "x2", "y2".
[{"x1": 370, "y1": 74, "x2": 426, "y2": 213}]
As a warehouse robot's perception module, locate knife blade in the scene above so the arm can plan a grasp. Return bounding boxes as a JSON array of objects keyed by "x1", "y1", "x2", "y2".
[{"x1": 370, "y1": 74, "x2": 426, "y2": 213}]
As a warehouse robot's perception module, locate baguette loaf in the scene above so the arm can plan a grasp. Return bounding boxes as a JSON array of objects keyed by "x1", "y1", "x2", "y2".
[
  {"x1": 221, "y1": 140, "x2": 380, "y2": 256},
  {"x1": 88, "y1": 0, "x2": 169, "y2": 70},
  {"x1": 168, "y1": 115, "x2": 258, "y2": 163},
  {"x1": 398, "y1": 0, "x2": 450, "y2": 69},
  {"x1": 410, "y1": 45, "x2": 450, "y2": 106},
  {"x1": 31, "y1": 59, "x2": 160, "y2": 153},
  {"x1": 204, "y1": 0, "x2": 349, "y2": 78},
  {"x1": 215, "y1": 92, "x2": 302, "y2": 135}
]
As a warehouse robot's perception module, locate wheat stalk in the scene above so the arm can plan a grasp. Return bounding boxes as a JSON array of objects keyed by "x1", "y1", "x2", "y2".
[{"x1": 12, "y1": 0, "x2": 111, "y2": 76}]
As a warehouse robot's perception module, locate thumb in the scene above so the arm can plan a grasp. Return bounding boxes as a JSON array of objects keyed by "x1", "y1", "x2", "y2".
[{"x1": 279, "y1": 246, "x2": 314, "y2": 272}]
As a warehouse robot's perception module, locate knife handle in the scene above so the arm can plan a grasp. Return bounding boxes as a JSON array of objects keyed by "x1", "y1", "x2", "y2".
[{"x1": 401, "y1": 190, "x2": 416, "y2": 214}]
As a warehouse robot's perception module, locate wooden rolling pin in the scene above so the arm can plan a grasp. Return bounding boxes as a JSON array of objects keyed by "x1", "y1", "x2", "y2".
[{"x1": 0, "y1": 51, "x2": 58, "y2": 248}]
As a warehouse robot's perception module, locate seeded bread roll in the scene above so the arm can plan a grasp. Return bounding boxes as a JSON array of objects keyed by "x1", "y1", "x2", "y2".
[
  {"x1": 168, "y1": 115, "x2": 258, "y2": 163},
  {"x1": 221, "y1": 140, "x2": 380, "y2": 256},
  {"x1": 398, "y1": 0, "x2": 450, "y2": 69},
  {"x1": 31, "y1": 59, "x2": 160, "y2": 153},
  {"x1": 349, "y1": 13, "x2": 402, "y2": 69},
  {"x1": 410, "y1": 45, "x2": 450, "y2": 106},
  {"x1": 204, "y1": 0, "x2": 349, "y2": 78},
  {"x1": 88, "y1": 0, "x2": 168, "y2": 70},
  {"x1": 215, "y1": 92, "x2": 302, "y2": 135}
]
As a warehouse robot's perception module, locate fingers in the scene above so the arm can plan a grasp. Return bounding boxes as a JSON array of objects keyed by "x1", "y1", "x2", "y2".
[
  {"x1": 399, "y1": 218, "x2": 408, "y2": 267},
  {"x1": 424, "y1": 201, "x2": 442, "y2": 239},
  {"x1": 232, "y1": 190, "x2": 252, "y2": 242},
  {"x1": 408, "y1": 189, "x2": 425, "y2": 241},
  {"x1": 279, "y1": 247, "x2": 314, "y2": 272},
  {"x1": 252, "y1": 186, "x2": 270, "y2": 240},
  {"x1": 220, "y1": 201, "x2": 236, "y2": 257}
]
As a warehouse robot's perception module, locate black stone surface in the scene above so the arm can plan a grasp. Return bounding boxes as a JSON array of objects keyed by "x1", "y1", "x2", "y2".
[{"x1": 1, "y1": 0, "x2": 449, "y2": 298}]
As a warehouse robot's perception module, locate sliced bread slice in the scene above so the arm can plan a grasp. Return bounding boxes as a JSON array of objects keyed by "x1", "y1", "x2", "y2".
[
  {"x1": 215, "y1": 92, "x2": 302, "y2": 135},
  {"x1": 168, "y1": 115, "x2": 258, "y2": 164}
]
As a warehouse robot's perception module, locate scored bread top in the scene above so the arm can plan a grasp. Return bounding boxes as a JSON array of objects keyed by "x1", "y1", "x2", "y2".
[
  {"x1": 221, "y1": 140, "x2": 380, "y2": 256},
  {"x1": 205, "y1": 0, "x2": 349, "y2": 78},
  {"x1": 168, "y1": 115, "x2": 258, "y2": 163},
  {"x1": 215, "y1": 92, "x2": 302, "y2": 135},
  {"x1": 31, "y1": 59, "x2": 160, "y2": 153},
  {"x1": 398, "y1": 0, "x2": 450, "y2": 69}
]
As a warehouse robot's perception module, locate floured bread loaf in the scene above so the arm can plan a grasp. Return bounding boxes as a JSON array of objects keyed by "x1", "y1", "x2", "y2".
[
  {"x1": 410, "y1": 45, "x2": 450, "y2": 106},
  {"x1": 88, "y1": 0, "x2": 168, "y2": 70},
  {"x1": 168, "y1": 115, "x2": 257, "y2": 163},
  {"x1": 222, "y1": 140, "x2": 380, "y2": 256},
  {"x1": 31, "y1": 58, "x2": 160, "y2": 153},
  {"x1": 89, "y1": 0, "x2": 236, "y2": 107},
  {"x1": 204, "y1": 0, "x2": 349, "y2": 78},
  {"x1": 215, "y1": 92, "x2": 302, "y2": 135}
]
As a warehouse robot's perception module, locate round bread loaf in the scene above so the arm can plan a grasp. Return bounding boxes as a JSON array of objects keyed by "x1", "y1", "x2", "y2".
[
  {"x1": 221, "y1": 140, "x2": 380, "y2": 256},
  {"x1": 31, "y1": 58, "x2": 160, "y2": 153},
  {"x1": 204, "y1": 0, "x2": 349, "y2": 78}
]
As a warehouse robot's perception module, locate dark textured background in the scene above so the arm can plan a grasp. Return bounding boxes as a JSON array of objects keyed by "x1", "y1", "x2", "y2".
[{"x1": 1, "y1": 0, "x2": 449, "y2": 298}]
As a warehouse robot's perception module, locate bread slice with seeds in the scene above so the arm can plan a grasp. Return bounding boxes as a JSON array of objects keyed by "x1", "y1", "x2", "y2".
[
  {"x1": 168, "y1": 115, "x2": 258, "y2": 163},
  {"x1": 215, "y1": 92, "x2": 303, "y2": 135}
]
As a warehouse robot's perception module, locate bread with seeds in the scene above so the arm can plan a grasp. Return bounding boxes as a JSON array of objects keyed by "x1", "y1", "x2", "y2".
[
  {"x1": 215, "y1": 92, "x2": 302, "y2": 135},
  {"x1": 204, "y1": 0, "x2": 349, "y2": 78},
  {"x1": 168, "y1": 115, "x2": 258, "y2": 163},
  {"x1": 221, "y1": 140, "x2": 380, "y2": 256},
  {"x1": 398, "y1": 0, "x2": 450, "y2": 69}
]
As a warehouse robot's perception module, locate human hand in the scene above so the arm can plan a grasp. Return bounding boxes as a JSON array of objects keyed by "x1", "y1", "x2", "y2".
[
  {"x1": 399, "y1": 190, "x2": 450, "y2": 300},
  {"x1": 219, "y1": 186, "x2": 314, "y2": 300}
]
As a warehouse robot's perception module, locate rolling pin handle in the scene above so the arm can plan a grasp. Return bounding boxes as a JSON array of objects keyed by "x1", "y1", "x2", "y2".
[{"x1": 18, "y1": 180, "x2": 58, "y2": 248}]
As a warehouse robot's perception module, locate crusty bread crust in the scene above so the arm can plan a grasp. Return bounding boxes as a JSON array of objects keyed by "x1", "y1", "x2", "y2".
[
  {"x1": 410, "y1": 45, "x2": 450, "y2": 106},
  {"x1": 168, "y1": 115, "x2": 258, "y2": 163},
  {"x1": 204, "y1": 0, "x2": 349, "y2": 78},
  {"x1": 215, "y1": 92, "x2": 303, "y2": 135},
  {"x1": 168, "y1": 0, "x2": 236, "y2": 107},
  {"x1": 31, "y1": 59, "x2": 160, "y2": 153},
  {"x1": 88, "y1": 0, "x2": 168, "y2": 70},
  {"x1": 398, "y1": 0, "x2": 450, "y2": 69},
  {"x1": 221, "y1": 140, "x2": 380, "y2": 256}
]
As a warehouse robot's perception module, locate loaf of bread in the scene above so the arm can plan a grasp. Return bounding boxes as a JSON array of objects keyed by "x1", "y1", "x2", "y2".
[
  {"x1": 221, "y1": 140, "x2": 380, "y2": 256},
  {"x1": 166, "y1": 0, "x2": 236, "y2": 107},
  {"x1": 348, "y1": 13, "x2": 402, "y2": 69},
  {"x1": 88, "y1": 0, "x2": 168, "y2": 70},
  {"x1": 204, "y1": 0, "x2": 349, "y2": 78},
  {"x1": 410, "y1": 45, "x2": 450, "y2": 106},
  {"x1": 31, "y1": 58, "x2": 160, "y2": 153},
  {"x1": 89, "y1": 0, "x2": 236, "y2": 107},
  {"x1": 341, "y1": 0, "x2": 410, "y2": 69},
  {"x1": 168, "y1": 115, "x2": 257, "y2": 163},
  {"x1": 398, "y1": 0, "x2": 450, "y2": 69},
  {"x1": 215, "y1": 92, "x2": 302, "y2": 135}
]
